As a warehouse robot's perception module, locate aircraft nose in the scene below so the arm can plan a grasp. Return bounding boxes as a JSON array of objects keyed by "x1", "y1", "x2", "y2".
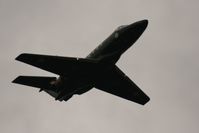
[
  {"x1": 137, "y1": 19, "x2": 148, "y2": 29},
  {"x1": 139, "y1": 19, "x2": 148, "y2": 31},
  {"x1": 128, "y1": 19, "x2": 148, "y2": 33},
  {"x1": 123, "y1": 19, "x2": 148, "y2": 44}
]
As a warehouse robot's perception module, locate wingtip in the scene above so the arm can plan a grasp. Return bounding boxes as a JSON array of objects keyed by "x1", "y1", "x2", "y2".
[
  {"x1": 142, "y1": 96, "x2": 150, "y2": 105},
  {"x1": 15, "y1": 53, "x2": 27, "y2": 61},
  {"x1": 12, "y1": 79, "x2": 16, "y2": 83}
]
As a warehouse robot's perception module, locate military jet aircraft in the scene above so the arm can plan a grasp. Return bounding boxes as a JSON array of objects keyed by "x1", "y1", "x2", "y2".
[{"x1": 13, "y1": 20, "x2": 150, "y2": 105}]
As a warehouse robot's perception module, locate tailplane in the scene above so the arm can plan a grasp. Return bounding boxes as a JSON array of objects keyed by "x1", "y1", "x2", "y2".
[
  {"x1": 12, "y1": 76, "x2": 72, "y2": 101},
  {"x1": 12, "y1": 76, "x2": 56, "y2": 90}
]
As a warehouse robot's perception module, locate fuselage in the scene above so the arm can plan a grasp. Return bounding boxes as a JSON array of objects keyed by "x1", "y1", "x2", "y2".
[
  {"x1": 87, "y1": 20, "x2": 148, "y2": 64},
  {"x1": 57, "y1": 20, "x2": 148, "y2": 100},
  {"x1": 13, "y1": 20, "x2": 150, "y2": 103}
]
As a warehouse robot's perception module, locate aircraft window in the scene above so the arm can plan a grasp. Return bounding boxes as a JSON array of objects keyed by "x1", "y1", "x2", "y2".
[
  {"x1": 116, "y1": 25, "x2": 127, "y2": 31},
  {"x1": 115, "y1": 32, "x2": 119, "y2": 38}
]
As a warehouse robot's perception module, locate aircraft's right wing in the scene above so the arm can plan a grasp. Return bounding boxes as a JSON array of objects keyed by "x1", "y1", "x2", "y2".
[
  {"x1": 95, "y1": 66, "x2": 150, "y2": 105},
  {"x1": 15, "y1": 53, "x2": 99, "y2": 76}
]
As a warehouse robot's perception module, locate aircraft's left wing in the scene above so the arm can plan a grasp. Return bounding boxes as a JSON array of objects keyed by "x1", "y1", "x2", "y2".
[
  {"x1": 95, "y1": 66, "x2": 150, "y2": 105},
  {"x1": 15, "y1": 53, "x2": 99, "y2": 76}
]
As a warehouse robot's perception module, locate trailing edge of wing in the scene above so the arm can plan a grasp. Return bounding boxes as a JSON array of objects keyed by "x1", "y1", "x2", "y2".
[{"x1": 15, "y1": 53, "x2": 99, "y2": 75}]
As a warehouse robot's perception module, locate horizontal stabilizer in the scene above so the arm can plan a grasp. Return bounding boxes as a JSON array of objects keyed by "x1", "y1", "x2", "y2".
[
  {"x1": 12, "y1": 76, "x2": 56, "y2": 90},
  {"x1": 15, "y1": 53, "x2": 99, "y2": 75}
]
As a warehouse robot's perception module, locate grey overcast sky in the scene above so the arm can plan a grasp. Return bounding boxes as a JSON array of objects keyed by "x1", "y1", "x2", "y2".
[{"x1": 1, "y1": 0, "x2": 199, "y2": 133}]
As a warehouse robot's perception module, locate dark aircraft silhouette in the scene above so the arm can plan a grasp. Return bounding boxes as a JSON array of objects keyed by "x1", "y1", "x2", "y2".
[{"x1": 13, "y1": 20, "x2": 150, "y2": 105}]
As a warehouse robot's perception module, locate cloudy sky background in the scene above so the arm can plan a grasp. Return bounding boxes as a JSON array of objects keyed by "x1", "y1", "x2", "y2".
[{"x1": 1, "y1": 0, "x2": 199, "y2": 133}]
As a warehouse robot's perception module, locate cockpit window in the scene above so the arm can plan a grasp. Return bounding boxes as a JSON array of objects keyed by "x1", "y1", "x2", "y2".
[{"x1": 116, "y1": 25, "x2": 127, "y2": 31}]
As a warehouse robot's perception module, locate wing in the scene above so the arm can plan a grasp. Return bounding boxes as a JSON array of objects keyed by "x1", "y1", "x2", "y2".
[
  {"x1": 95, "y1": 66, "x2": 150, "y2": 105},
  {"x1": 15, "y1": 53, "x2": 99, "y2": 76}
]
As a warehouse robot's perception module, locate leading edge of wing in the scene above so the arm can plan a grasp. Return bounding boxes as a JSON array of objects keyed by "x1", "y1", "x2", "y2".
[{"x1": 95, "y1": 66, "x2": 150, "y2": 105}]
